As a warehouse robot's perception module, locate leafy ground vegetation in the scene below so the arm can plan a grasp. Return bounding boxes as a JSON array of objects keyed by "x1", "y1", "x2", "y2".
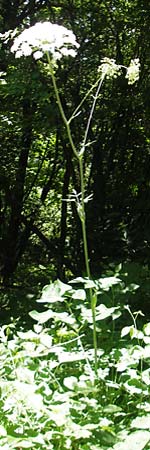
[
  {"x1": 1, "y1": 1, "x2": 150, "y2": 448},
  {"x1": 1, "y1": 264, "x2": 150, "y2": 449}
]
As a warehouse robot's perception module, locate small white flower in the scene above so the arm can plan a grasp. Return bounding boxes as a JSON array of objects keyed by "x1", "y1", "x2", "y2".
[
  {"x1": 61, "y1": 47, "x2": 77, "y2": 57},
  {"x1": 33, "y1": 50, "x2": 44, "y2": 60},
  {"x1": 126, "y1": 58, "x2": 140, "y2": 84},
  {"x1": 98, "y1": 57, "x2": 121, "y2": 79},
  {"x1": 10, "y1": 21, "x2": 79, "y2": 61},
  {"x1": 21, "y1": 41, "x2": 32, "y2": 56},
  {"x1": 15, "y1": 49, "x2": 25, "y2": 58}
]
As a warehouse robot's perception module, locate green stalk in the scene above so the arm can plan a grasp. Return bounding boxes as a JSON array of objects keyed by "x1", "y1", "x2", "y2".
[
  {"x1": 79, "y1": 157, "x2": 98, "y2": 373},
  {"x1": 47, "y1": 53, "x2": 100, "y2": 374}
]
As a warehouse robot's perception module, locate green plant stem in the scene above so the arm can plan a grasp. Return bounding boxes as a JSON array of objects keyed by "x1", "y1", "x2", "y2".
[
  {"x1": 68, "y1": 74, "x2": 102, "y2": 124},
  {"x1": 79, "y1": 157, "x2": 98, "y2": 373},
  {"x1": 78, "y1": 157, "x2": 90, "y2": 278},
  {"x1": 82, "y1": 76, "x2": 104, "y2": 153},
  {"x1": 47, "y1": 53, "x2": 98, "y2": 374},
  {"x1": 47, "y1": 54, "x2": 78, "y2": 159}
]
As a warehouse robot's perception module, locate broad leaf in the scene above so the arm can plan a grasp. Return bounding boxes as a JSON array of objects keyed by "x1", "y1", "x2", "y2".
[
  {"x1": 29, "y1": 309, "x2": 54, "y2": 323},
  {"x1": 113, "y1": 430, "x2": 150, "y2": 450},
  {"x1": 37, "y1": 279, "x2": 72, "y2": 303},
  {"x1": 131, "y1": 415, "x2": 150, "y2": 429}
]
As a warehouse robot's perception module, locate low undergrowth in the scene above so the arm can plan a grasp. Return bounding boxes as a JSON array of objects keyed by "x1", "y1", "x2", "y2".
[{"x1": 0, "y1": 265, "x2": 150, "y2": 449}]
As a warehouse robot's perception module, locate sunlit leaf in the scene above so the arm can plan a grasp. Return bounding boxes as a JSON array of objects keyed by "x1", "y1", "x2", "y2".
[
  {"x1": 98, "y1": 276, "x2": 121, "y2": 290},
  {"x1": 121, "y1": 326, "x2": 134, "y2": 338},
  {"x1": 143, "y1": 344, "x2": 150, "y2": 358},
  {"x1": 142, "y1": 369, "x2": 150, "y2": 385},
  {"x1": 63, "y1": 376, "x2": 78, "y2": 390},
  {"x1": 29, "y1": 309, "x2": 54, "y2": 323},
  {"x1": 131, "y1": 415, "x2": 150, "y2": 429},
  {"x1": 40, "y1": 334, "x2": 52, "y2": 347},
  {"x1": 103, "y1": 405, "x2": 122, "y2": 414},
  {"x1": 96, "y1": 304, "x2": 119, "y2": 321},
  {"x1": 17, "y1": 330, "x2": 39, "y2": 340},
  {"x1": 143, "y1": 323, "x2": 150, "y2": 336},
  {"x1": 37, "y1": 279, "x2": 72, "y2": 303},
  {"x1": 72, "y1": 289, "x2": 86, "y2": 300},
  {"x1": 53, "y1": 311, "x2": 76, "y2": 326},
  {"x1": 70, "y1": 277, "x2": 96, "y2": 288},
  {"x1": 113, "y1": 430, "x2": 150, "y2": 450},
  {"x1": 0, "y1": 425, "x2": 7, "y2": 436}
]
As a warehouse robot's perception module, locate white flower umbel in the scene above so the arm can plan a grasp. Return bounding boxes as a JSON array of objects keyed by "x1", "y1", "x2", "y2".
[
  {"x1": 98, "y1": 57, "x2": 140, "y2": 85},
  {"x1": 98, "y1": 57, "x2": 121, "y2": 80},
  {"x1": 10, "y1": 21, "x2": 79, "y2": 61},
  {"x1": 126, "y1": 58, "x2": 140, "y2": 84}
]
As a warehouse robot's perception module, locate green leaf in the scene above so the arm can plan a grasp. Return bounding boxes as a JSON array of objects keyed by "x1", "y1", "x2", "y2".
[
  {"x1": 72, "y1": 289, "x2": 86, "y2": 300},
  {"x1": 63, "y1": 376, "x2": 78, "y2": 390},
  {"x1": 37, "y1": 279, "x2": 72, "y2": 303},
  {"x1": 70, "y1": 276, "x2": 88, "y2": 284},
  {"x1": 12, "y1": 440, "x2": 33, "y2": 448},
  {"x1": 40, "y1": 334, "x2": 52, "y2": 348},
  {"x1": 92, "y1": 293, "x2": 97, "y2": 308},
  {"x1": 29, "y1": 309, "x2": 54, "y2": 323},
  {"x1": 98, "y1": 276, "x2": 121, "y2": 291},
  {"x1": 113, "y1": 430, "x2": 150, "y2": 450},
  {"x1": 70, "y1": 277, "x2": 96, "y2": 288},
  {"x1": 143, "y1": 344, "x2": 150, "y2": 358},
  {"x1": 121, "y1": 326, "x2": 134, "y2": 338},
  {"x1": 124, "y1": 378, "x2": 147, "y2": 395},
  {"x1": 103, "y1": 405, "x2": 122, "y2": 414},
  {"x1": 143, "y1": 323, "x2": 150, "y2": 336},
  {"x1": 131, "y1": 416, "x2": 150, "y2": 429},
  {"x1": 96, "y1": 304, "x2": 118, "y2": 321},
  {"x1": 0, "y1": 425, "x2": 7, "y2": 436}
]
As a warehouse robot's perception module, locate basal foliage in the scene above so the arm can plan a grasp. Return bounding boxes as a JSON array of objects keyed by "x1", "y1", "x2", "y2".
[
  {"x1": 0, "y1": 16, "x2": 147, "y2": 450},
  {"x1": 0, "y1": 270, "x2": 150, "y2": 449}
]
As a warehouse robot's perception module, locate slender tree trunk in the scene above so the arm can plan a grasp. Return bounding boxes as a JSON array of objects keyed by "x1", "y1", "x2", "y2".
[
  {"x1": 2, "y1": 99, "x2": 32, "y2": 284},
  {"x1": 57, "y1": 146, "x2": 72, "y2": 279}
]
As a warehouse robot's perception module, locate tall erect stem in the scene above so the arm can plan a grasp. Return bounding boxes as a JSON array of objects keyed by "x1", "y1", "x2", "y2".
[
  {"x1": 47, "y1": 53, "x2": 104, "y2": 375},
  {"x1": 78, "y1": 157, "x2": 90, "y2": 279}
]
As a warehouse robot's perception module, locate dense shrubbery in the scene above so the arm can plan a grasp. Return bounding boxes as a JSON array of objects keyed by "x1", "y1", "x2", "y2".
[
  {"x1": 1, "y1": 3, "x2": 150, "y2": 448},
  {"x1": 1, "y1": 267, "x2": 150, "y2": 449}
]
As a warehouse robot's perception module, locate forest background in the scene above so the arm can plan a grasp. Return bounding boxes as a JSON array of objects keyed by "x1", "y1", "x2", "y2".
[
  {"x1": 1, "y1": 2, "x2": 150, "y2": 449},
  {"x1": 0, "y1": 0, "x2": 150, "y2": 291}
]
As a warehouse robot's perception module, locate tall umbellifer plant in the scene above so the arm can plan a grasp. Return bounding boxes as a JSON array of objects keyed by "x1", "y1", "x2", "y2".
[{"x1": 7, "y1": 22, "x2": 140, "y2": 374}]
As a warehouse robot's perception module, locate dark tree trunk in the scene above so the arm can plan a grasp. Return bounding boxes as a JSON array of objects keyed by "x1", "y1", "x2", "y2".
[
  {"x1": 57, "y1": 145, "x2": 72, "y2": 279},
  {"x1": 2, "y1": 99, "x2": 32, "y2": 284}
]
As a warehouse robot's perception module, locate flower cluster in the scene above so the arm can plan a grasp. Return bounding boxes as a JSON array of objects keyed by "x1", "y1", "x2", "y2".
[
  {"x1": 98, "y1": 57, "x2": 140, "y2": 85},
  {"x1": 98, "y1": 57, "x2": 122, "y2": 79},
  {"x1": 10, "y1": 21, "x2": 79, "y2": 61},
  {"x1": 125, "y1": 58, "x2": 140, "y2": 85}
]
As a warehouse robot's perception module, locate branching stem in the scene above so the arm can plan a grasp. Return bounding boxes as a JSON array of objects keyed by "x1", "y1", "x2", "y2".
[{"x1": 47, "y1": 52, "x2": 104, "y2": 375}]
